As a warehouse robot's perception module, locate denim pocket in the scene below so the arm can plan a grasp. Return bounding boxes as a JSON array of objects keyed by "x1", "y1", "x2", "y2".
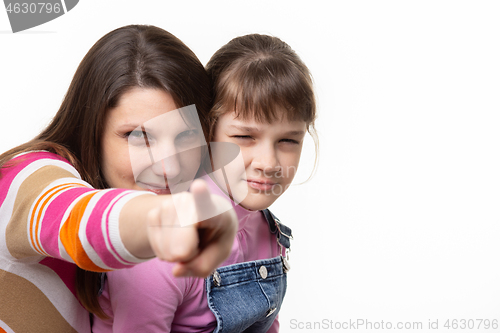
[{"x1": 206, "y1": 257, "x2": 287, "y2": 333}]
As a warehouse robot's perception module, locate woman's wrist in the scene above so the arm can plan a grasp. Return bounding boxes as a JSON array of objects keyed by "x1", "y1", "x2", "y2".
[{"x1": 119, "y1": 194, "x2": 170, "y2": 259}]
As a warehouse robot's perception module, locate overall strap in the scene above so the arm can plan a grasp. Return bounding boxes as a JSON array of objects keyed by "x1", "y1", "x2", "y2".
[{"x1": 262, "y1": 209, "x2": 293, "y2": 249}]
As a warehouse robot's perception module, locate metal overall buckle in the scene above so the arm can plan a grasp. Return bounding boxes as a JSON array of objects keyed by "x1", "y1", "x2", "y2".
[{"x1": 275, "y1": 220, "x2": 292, "y2": 273}]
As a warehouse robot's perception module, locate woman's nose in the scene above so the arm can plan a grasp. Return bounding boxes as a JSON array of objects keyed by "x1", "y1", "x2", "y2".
[{"x1": 151, "y1": 154, "x2": 181, "y2": 181}]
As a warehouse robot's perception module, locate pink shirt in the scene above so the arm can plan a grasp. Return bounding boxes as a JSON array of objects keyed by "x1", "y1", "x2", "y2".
[{"x1": 93, "y1": 175, "x2": 281, "y2": 333}]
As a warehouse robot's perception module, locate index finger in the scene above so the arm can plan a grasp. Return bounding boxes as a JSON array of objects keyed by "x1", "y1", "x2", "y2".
[{"x1": 191, "y1": 178, "x2": 218, "y2": 223}]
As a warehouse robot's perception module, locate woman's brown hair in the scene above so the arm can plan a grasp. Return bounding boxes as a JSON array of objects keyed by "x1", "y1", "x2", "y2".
[
  {"x1": 0, "y1": 25, "x2": 211, "y2": 318},
  {"x1": 205, "y1": 34, "x2": 318, "y2": 179}
]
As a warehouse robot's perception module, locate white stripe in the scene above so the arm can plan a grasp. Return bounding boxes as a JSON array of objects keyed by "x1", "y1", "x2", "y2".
[
  {"x1": 101, "y1": 191, "x2": 134, "y2": 266},
  {"x1": 77, "y1": 189, "x2": 114, "y2": 270},
  {"x1": 0, "y1": 319, "x2": 15, "y2": 333},
  {"x1": 11, "y1": 150, "x2": 51, "y2": 159},
  {"x1": 107, "y1": 191, "x2": 156, "y2": 264},
  {"x1": 1, "y1": 158, "x2": 80, "y2": 261}
]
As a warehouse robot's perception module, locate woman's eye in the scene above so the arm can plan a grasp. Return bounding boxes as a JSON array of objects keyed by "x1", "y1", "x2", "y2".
[
  {"x1": 176, "y1": 129, "x2": 199, "y2": 144},
  {"x1": 126, "y1": 130, "x2": 152, "y2": 146},
  {"x1": 127, "y1": 130, "x2": 144, "y2": 139},
  {"x1": 232, "y1": 135, "x2": 253, "y2": 140}
]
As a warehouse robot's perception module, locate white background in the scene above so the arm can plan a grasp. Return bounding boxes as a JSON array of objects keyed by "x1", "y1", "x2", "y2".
[{"x1": 1, "y1": 1, "x2": 500, "y2": 332}]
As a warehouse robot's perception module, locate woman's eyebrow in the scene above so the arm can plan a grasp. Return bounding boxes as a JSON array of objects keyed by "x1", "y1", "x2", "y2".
[
  {"x1": 117, "y1": 123, "x2": 141, "y2": 130},
  {"x1": 118, "y1": 123, "x2": 157, "y2": 132}
]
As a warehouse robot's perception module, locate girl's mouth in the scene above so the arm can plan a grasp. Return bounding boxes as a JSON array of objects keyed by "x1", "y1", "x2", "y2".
[{"x1": 246, "y1": 178, "x2": 277, "y2": 191}]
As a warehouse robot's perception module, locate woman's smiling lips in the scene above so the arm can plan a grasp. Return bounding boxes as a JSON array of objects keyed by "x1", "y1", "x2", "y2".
[
  {"x1": 246, "y1": 178, "x2": 277, "y2": 191},
  {"x1": 137, "y1": 181, "x2": 172, "y2": 195}
]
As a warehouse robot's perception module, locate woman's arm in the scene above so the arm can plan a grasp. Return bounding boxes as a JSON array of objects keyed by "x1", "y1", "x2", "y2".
[{"x1": 1, "y1": 152, "x2": 236, "y2": 277}]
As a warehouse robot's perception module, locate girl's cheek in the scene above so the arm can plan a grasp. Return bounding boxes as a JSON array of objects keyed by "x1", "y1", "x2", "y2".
[{"x1": 238, "y1": 147, "x2": 252, "y2": 167}]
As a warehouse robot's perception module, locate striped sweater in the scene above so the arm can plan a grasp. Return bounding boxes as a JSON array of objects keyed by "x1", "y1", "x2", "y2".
[{"x1": 0, "y1": 151, "x2": 153, "y2": 332}]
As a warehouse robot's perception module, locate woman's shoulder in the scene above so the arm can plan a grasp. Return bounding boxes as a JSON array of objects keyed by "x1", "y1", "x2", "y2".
[
  {"x1": 4, "y1": 150, "x2": 77, "y2": 175},
  {"x1": 0, "y1": 150, "x2": 81, "y2": 191},
  {"x1": 11, "y1": 150, "x2": 71, "y2": 164}
]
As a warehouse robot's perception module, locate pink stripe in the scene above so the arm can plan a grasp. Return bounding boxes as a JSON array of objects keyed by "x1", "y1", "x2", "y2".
[
  {"x1": 38, "y1": 186, "x2": 94, "y2": 258},
  {"x1": 0, "y1": 152, "x2": 69, "y2": 207},
  {"x1": 85, "y1": 189, "x2": 131, "y2": 269}
]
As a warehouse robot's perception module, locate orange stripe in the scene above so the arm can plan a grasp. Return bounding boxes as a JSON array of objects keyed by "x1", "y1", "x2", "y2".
[
  {"x1": 29, "y1": 183, "x2": 84, "y2": 255},
  {"x1": 29, "y1": 183, "x2": 71, "y2": 254},
  {"x1": 0, "y1": 327, "x2": 7, "y2": 333},
  {"x1": 33, "y1": 184, "x2": 78, "y2": 255},
  {"x1": 29, "y1": 183, "x2": 69, "y2": 253},
  {"x1": 59, "y1": 191, "x2": 108, "y2": 272}
]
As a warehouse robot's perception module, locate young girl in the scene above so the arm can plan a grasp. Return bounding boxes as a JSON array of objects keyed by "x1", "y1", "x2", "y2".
[
  {"x1": 93, "y1": 33, "x2": 317, "y2": 333},
  {"x1": 0, "y1": 25, "x2": 237, "y2": 332}
]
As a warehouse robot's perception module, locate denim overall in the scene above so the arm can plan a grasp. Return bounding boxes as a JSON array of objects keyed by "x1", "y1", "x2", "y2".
[{"x1": 205, "y1": 209, "x2": 292, "y2": 333}]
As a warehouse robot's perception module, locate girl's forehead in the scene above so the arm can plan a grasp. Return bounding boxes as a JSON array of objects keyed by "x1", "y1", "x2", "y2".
[
  {"x1": 219, "y1": 111, "x2": 307, "y2": 131},
  {"x1": 224, "y1": 106, "x2": 304, "y2": 123}
]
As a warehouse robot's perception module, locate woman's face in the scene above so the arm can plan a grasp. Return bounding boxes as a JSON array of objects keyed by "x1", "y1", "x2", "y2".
[
  {"x1": 212, "y1": 111, "x2": 307, "y2": 211},
  {"x1": 101, "y1": 88, "x2": 204, "y2": 194}
]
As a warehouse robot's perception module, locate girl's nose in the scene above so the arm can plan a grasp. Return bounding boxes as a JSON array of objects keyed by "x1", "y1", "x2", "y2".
[{"x1": 251, "y1": 145, "x2": 281, "y2": 175}]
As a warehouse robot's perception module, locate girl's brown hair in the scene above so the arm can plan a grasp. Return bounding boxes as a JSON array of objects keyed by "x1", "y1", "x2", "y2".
[
  {"x1": 0, "y1": 25, "x2": 210, "y2": 318},
  {"x1": 205, "y1": 34, "x2": 318, "y2": 180}
]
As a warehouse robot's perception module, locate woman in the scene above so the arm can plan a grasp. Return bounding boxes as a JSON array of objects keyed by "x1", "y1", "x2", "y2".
[{"x1": 0, "y1": 25, "x2": 237, "y2": 332}]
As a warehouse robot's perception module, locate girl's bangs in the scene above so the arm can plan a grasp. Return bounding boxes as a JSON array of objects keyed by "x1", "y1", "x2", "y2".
[{"x1": 216, "y1": 59, "x2": 314, "y2": 125}]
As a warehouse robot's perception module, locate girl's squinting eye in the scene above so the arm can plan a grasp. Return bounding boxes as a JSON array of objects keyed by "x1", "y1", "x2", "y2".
[
  {"x1": 280, "y1": 138, "x2": 300, "y2": 144},
  {"x1": 232, "y1": 135, "x2": 253, "y2": 140}
]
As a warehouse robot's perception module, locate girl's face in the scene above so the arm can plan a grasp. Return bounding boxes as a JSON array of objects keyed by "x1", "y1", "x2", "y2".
[
  {"x1": 101, "y1": 88, "x2": 204, "y2": 194},
  {"x1": 213, "y1": 111, "x2": 307, "y2": 211}
]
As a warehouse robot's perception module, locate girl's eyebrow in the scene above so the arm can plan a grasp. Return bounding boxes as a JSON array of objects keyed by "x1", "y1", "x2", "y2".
[
  {"x1": 230, "y1": 125, "x2": 305, "y2": 136},
  {"x1": 285, "y1": 130, "x2": 305, "y2": 136},
  {"x1": 229, "y1": 125, "x2": 260, "y2": 132}
]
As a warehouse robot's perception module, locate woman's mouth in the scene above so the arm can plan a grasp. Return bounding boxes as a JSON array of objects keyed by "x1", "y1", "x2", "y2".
[
  {"x1": 146, "y1": 188, "x2": 171, "y2": 195},
  {"x1": 137, "y1": 182, "x2": 172, "y2": 195}
]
